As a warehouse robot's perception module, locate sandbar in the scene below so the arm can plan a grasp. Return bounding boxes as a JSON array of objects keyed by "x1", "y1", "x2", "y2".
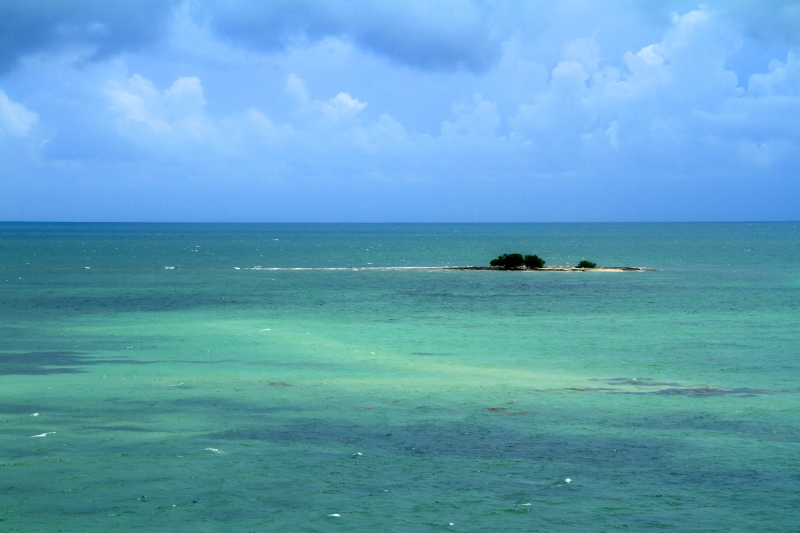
[{"x1": 443, "y1": 266, "x2": 656, "y2": 272}]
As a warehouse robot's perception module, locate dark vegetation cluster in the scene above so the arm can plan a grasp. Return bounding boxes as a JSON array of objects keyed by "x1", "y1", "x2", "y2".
[
  {"x1": 489, "y1": 253, "x2": 546, "y2": 269},
  {"x1": 489, "y1": 254, "x2": 598, "y2": 269}
]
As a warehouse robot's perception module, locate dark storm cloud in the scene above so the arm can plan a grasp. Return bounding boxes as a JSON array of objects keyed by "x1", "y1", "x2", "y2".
[
  {"x1": 0, "y1": 0, "x2": 182, "y2": 73},
  {"x1": 195, "y1": 0, "x2": 501, "y2": 72}
]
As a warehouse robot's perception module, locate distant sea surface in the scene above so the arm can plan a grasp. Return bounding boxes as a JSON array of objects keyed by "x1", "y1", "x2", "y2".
[{"x1": 1, "y1": 222, "x2": 799, "y2": 531}]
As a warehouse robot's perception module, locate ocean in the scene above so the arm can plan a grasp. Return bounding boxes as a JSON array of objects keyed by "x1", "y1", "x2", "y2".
[{"x1": 1, "y1": 222, "x2": 798, "y2": 531}]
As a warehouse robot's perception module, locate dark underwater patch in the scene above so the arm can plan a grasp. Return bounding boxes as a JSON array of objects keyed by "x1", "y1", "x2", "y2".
[
  {"x1": 0, "y1": 351, "x2": 92, "y2": 375},
  {"x1": 0, "y1": 350, "x2": 233, "y2": 376},
  {"x1": 532, "y1": 378, "x2": 799, "y2": 398},
  {"x1": 207, "y1": 416, "x2": 683, "y2": 469}
]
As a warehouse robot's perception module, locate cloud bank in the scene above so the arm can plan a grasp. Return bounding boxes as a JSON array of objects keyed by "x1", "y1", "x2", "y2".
[
  {"x1": 0, "y1": 1, "x2": 798, "y2": 221},
  {"x1": 195, "y1": 0, "x2": 501, "y2": 72}
]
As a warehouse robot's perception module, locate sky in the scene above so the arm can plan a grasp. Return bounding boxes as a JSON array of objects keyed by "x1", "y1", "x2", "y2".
[{"x1": 0, "y1": 0, "x2": 799, "y2": 222}]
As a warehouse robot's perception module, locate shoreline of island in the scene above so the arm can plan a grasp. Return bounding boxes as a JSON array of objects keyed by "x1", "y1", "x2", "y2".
[
  {"x1": 443, "y1": 266, "x2": 657, "y2": 272},
  {"x1": 241, "y1": 265, "x2": 657, "y2": 271}
]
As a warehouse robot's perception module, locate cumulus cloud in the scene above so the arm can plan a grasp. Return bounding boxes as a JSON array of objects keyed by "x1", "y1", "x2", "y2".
[
  {"x1": 213, "y1": 108, "x2": 296, "y2": 160},
  {"x1": 105, "y1": 74, "x2": 213, "y2": 148},
  {"x1": 102, "y1": 71, "x2": 401, "y2": 160},
  {"x1": 285, "y1": 73, "x2": 369, "y2": 122},
  {"x1": 441, "y1": 94, "x2": 501, "y2": 138},
  {"x1": 748, "y1": 49, "x2": 800, "y2": 96},
  {"x1": 508, "y1": 7, "x2": 755, "y2": 175},
  {"x1": 285, "y1": 73, "x2": 368, "y2": 124},
  {"x1": 0, "y1": 0, "x2": 182, "y2": 73},
  {"x1": 704, "y1": 49, "x2": 800, "y2": 150},
  {"x1": 322, "y1": 92, "x2": 367, "y2": 119},
  {"x1": 0, "y1": 91, "x2": 37, "y2": 137},
  {"x1": 280, "y1": 74, "x2": 413, "y2": 156},
  {"x1": 285, "y1": 73, "x2": 310, "y2": 106},
  {"x1": 194, "y1": 0, "x2": 501, "y2": 72}
]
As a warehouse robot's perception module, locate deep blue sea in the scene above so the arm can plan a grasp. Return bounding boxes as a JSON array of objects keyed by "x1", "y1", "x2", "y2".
[{"x1": 1, "y1": 223, "x2": 799, "y2": 531}]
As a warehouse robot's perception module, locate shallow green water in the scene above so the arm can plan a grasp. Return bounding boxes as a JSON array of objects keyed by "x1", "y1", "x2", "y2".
[{"x1": 1, "y1": 223, "x2": 799, "y2": 531}]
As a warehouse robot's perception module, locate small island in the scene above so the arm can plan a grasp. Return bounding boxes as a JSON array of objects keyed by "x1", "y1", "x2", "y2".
[{"x1": 442, "y1": 253, "x2": 656, "y2": 272}]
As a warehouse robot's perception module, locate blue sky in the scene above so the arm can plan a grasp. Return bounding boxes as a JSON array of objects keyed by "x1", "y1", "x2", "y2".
[{"x1": 1, "y1": 0, "x2": 798, "y2": 222}]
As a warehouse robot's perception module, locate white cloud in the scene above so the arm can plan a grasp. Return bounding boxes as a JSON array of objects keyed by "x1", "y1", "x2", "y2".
[
  {"x1": 748, "y1": 49, "x2": 800, "y2": 96},
  {"x1": 103, "y1": 71, "x2": 399, "y2": 160},
  {"x1": 216, "y1": 108, "x2": 296, "y2": 156},
  {"x1": 106, "y1": 74, "x2": 213, "y2": 146},
  {"x1": 353, "y1": 113, "x2": 408, "y2": 153},
  {"x1": 563, "y1": 35, "x2": 601, "y2": 73},
  {"x1": 0, "y1": 90, "x2": 37, "y2": 137},
  {"x1": 508, "y1": 7, "x2": 754, "y2": 175},
  {"x1": 164, "y1": 77, "x2": 206, "y2": 116},
  {"x1": 107, "y1": 74, "x2": 170, "y2": 135},
  {"x1": 611, "y1": 8, "x2": 743, "y2": 107},
  {"x1": 510, "y1": 56, "x2": 596, "y2": 154},
  {"x1": 285, "y1": 73, "x2": 367, "y2": 122},
  {"x1": 322, "y1": 92, "x2": 367, "y2": 119},
  {"x1": 285, "y1": 73, "x2": 310, "y2": 106},
  {"x1": 282, "y1": 74, "x2": 385, "y2": 149},
  {"x1": 690, "y1": 47, "x2": 800, "y2": 152},
  {"x1": 441, "y1": 94, "x2": 501, "y2": 138}
]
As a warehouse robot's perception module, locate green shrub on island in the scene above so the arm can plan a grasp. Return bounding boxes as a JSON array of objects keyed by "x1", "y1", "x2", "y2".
[
  {"x1": 524, "y1": 254, "x2": 546, "y2": 269},
  {"x1": 490, "y1": 253, "x2": 525, "y2": 269},
  {"x1": 489, "y1": 253, "x2": 546, "y2": 269},
  {"x1": 577, "y1": 260, "x2": 597, "y2": 268}
]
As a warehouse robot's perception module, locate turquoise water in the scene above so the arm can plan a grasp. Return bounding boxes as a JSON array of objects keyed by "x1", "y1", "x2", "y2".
[{"x1": 1, "y1": 223, "x2": 799, "y2": 531}]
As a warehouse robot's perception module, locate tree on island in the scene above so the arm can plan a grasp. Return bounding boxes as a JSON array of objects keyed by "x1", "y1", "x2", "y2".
[
  {"x1": 490, "y1": 253, "x2": 546, "y2": 269},
  {"x1": 524, "y1": 254, "x2": 546, "y2": 269},
  {"x1": 490, "y1": 253, "x2": 525, "y2": 269},
  {"x1": 577, "y1": 260, "x2": 597, "y2": 268}
]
